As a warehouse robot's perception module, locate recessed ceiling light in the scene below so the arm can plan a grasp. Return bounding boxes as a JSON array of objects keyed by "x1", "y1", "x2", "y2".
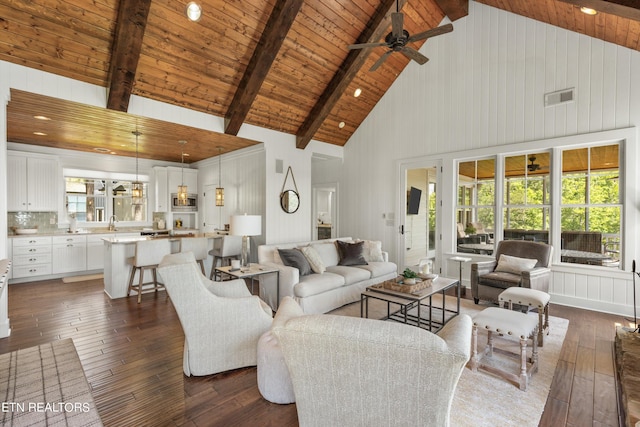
[
  {"x1": 33, "y1": 115, "x2": 50, "y2": 120},
  {"x1": 94, "y1": 147, "x2": 111, "y2": 153},
  {"x1": 338, "y1": 122, "x2": 345, "y2": 129},
  {"x1": 110, "y1": 152, "x2": 117, "y2": 155},
  {"x1": 186, "y1": 2, "x2": 202, "y2": 21},
  {"x1": 183, "y1": 153, "x2": 190, "y2": 157},
  {"x1": 580, "y1": 7, "x2": 597, "y2": 15},
  {"x1": 33, "y1": 131, "x2": 47, "y2": 136},
  {"x1": 354, "y1": 88, "x2": 362, "y2": 98}
]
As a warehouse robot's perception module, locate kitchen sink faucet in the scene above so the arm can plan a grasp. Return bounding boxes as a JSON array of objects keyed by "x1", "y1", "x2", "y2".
[{"x1": 108, "y1": 215, "x2": 118, "y2": 231}]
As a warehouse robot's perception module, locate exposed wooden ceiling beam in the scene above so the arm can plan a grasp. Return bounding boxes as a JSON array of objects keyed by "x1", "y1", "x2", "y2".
[
  {"x1": 295, "y1": 0, "x2": 408, "y2": 149},
  {"x1": 106, "y1": 0, "x2": 152, "y2": 112},
  {"x1": 433, "y1": 0, "x2": 469, "y2": 21},
  {"x1": 557, "y1": 0, "x2": 640, "y2": 21},
  {"x1": 224, "y1": 0, "x2": 305, "y2": 136}
]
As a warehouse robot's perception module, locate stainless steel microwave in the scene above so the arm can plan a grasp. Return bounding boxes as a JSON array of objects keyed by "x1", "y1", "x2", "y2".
[{"x1": 171, "y1": 193, "x2": 198, "y2": 212}]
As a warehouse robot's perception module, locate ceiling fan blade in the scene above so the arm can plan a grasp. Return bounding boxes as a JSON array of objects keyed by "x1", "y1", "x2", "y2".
[
  {"x1": 348, "y1": 41, "x2": 388, "y2": 50},
  {"x1": 391, "y1": 12, "x2": 404, "y2": 39},
  {"x1": 370, "y1": 50, "x2": 393, "y2": 72},
  {"x1": 400, "y1": 47, "x2": 429, "y2": 65},
  {"x1": 407, "y1": 23, "x2": 453, "y2": 43}
]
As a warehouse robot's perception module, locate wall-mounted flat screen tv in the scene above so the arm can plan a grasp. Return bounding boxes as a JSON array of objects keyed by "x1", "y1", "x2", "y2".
[{"x1": 407, "y1": 186, "x2": 422, "y2": 215}]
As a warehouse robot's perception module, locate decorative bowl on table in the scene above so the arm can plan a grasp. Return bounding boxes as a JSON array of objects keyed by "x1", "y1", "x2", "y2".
[{"x1": 419, "y1": 273, "x2": 438, "y2": 280}]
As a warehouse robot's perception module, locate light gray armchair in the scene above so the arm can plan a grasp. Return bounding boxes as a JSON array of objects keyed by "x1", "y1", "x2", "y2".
[
  {"x1": 273, "y1": 312, "x2": 472, "y2": 427},
  {"x1": 471, "y1": 240, "x2": 552, "y2": 304},
  {"x1": 158, "y1": 252, "x2": 272, "y2": 376}
]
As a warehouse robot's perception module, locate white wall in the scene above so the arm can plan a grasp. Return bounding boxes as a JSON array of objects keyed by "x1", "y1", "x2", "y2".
[{"x1": 340, "y1": 2, "x2": 640, "y2": 315}]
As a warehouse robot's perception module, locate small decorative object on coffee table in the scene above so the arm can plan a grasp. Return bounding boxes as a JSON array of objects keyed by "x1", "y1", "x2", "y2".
[{"x1": 381, "y1": 268, "x2": 433, "y2": 293}]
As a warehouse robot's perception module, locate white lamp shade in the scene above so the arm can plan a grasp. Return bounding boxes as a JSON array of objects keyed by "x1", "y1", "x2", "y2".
[{"x1": 230, "y1": 214, "x2": 262, "y2": 236}]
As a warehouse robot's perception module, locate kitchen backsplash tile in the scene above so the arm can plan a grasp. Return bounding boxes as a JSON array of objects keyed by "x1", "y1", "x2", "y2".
[{"x1": 8, "y1": 211, "x2": 58, "y2": 233}]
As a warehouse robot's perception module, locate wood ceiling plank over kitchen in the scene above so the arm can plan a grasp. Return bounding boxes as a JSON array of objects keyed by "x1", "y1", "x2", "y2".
[
  {"x1": 224, "y1": 0, "x2": 305, "y2": 136},
  {"x1": 107, "y1": 0, "x2": 152, "y2": 112},
  {"x1": 7, "y1": 89, "x2": 260, "y2": 163}
]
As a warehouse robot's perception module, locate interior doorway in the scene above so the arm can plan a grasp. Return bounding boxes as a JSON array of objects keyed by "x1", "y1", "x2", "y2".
[
  {"x1": 399, "y1": 162, "x2": 441, "y2": 272},
  {"x1": 312, "y1": 183, "x2": 338, "y2": 240}
]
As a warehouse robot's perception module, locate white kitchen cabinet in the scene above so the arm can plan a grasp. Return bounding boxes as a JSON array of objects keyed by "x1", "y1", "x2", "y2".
[
  {"x1": 12, "y1": 236, "x2": 52, "y2": 279},
  {"x1": 86, "y1": 234, "x2": 110, "y2": 270},
  {"x1": 7, "y1": 152, "x2": 59, "y2": 212},
  {"x1": 154, "y1": 166, "x2": 168, "y2": 212},
  {"x1": 154, "y1": 166, "x2": 198, "y2": 212},
  {"x1": 52, "y1": 235, "x2": 87, "y2": 274}
]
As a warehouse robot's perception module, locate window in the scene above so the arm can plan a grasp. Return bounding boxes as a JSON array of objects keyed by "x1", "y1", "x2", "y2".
[
  {"x1": 65, "y1": 177, "x2": 147, "y2": 223},
  {"x1": 560, "y1": 144, "x2": 620, "y2": 267},
  {"x1": 454, "y1": 140, "x2": 623, "y2": 269},
  {"x1": 456, "y1": 158, "x2": 495, "y2": 242},
  {"x1": 503, "y1": 152, "x2": 550, "y2": 243}
]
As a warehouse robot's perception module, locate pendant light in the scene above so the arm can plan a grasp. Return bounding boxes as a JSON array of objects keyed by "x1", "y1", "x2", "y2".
[
  {"x1": 216, "y1": 146, "x2": 224, "y2": 206},
  {"x1": 131, "y1": 130, "x2": 143, "y2": 205},
  {"x1": 177, "y1": 140, "x2": 188, "y2": 205}
]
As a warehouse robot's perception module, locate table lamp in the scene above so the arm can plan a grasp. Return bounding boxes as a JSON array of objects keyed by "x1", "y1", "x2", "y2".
[{"x1": 230, "y1": 214, "x2": 262, "y2": 268}]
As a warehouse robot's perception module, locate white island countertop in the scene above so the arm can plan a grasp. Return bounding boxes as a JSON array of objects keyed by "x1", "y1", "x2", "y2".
[{"x1": 102, "y1": 233, "x2": 226, "y2": 299}]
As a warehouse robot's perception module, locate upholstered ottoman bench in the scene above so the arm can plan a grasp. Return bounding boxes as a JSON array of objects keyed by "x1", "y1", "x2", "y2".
[
  {"x1": 499, "y1": 287, "x2": 550, "y2": 346},
  {"x1": 471, "y1": 307, "x2": 539, "y2": 390}
]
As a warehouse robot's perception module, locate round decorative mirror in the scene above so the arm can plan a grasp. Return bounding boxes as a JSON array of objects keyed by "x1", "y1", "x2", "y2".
[{"x1": 280, "y1": 190, "x2": 300, "y2": 214}]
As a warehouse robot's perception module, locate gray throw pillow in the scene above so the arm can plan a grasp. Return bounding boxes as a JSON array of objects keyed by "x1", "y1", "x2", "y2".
[
  {"x1": 278, "y1": 248, "x2": 313, "y2": 276},
  {"x1": 336, "y1": 240, "x2": 368, "y2": 266}
]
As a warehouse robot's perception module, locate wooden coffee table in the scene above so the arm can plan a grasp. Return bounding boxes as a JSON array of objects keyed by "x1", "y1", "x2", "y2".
[{"x1": 360, "y1": 276, "x2": 460, "y2": 332}]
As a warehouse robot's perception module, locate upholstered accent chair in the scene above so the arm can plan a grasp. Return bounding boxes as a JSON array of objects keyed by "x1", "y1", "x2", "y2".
[
  {"x1": 158, "y1": 252, "x2": 272, "y2": 376},
  {"x1": 470, "y1": 240, "x2": 552, "y2": 304},
  {"x1": 273, "y1": 312, "x2": 472, "y2": 427}
]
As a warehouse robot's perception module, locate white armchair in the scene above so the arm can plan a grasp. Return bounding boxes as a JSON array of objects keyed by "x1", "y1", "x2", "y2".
[
  {"x1": 158, "y1": 252, "x2": 272, "y2": 376},
  {"x1": 273, "y1": 313, "x2": 472, "y2": 427}
]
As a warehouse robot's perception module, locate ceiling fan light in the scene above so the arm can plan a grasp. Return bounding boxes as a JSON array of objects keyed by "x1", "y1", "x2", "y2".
[{"x1": 186, "y1": 2, "x2": 202, "y2": 21}]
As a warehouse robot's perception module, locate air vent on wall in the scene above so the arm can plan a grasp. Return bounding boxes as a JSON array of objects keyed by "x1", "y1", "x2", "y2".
[{"x1": 544, "y1": 88, "x2": 575, "y2": 107}]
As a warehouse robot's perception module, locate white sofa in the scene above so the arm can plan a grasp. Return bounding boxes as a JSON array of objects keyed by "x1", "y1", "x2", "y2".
[{"x1": 258, "y1": 237, "x2": 397, "y2": 314}]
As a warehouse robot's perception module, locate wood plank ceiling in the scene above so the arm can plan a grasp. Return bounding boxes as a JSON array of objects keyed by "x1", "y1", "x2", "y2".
[{"x1": 1, "y1": 0, "x2": 639, "y2": 163}]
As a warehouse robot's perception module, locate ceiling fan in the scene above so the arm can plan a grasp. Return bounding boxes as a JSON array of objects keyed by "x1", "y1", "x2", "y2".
[
  {"x1": 348, "y1": 1, "x2": 453, "y2": 72},
  {"x1": 528, "y1": 156, "x2": 546, "y2": 172}
]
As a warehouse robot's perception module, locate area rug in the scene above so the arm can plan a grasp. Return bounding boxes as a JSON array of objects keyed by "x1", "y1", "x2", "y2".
[
  {"x1": 0, "y1": 338, "x2": 103, "y2": 426},
  {"x1": 330, "y1": 296, "x2": 568, "y2": 427},
  {"x1": 62, "y1": 274, "x2": 103, "y2": 283}
]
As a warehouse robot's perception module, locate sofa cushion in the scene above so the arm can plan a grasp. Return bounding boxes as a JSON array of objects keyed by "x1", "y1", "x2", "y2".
[
  {"x1": 478, "y1": 271, "x2": 522, "y2": 289},
  {"x1": 336, "y1": 240, "x2": 368, "y2": 266},
  {"x1": 278, "y1": 248, "x2": 312, "y2": 276},
  {"x1": 354, "y1": 261, "x2": 397, "y2": 279},
  {"x1": 294, "y1": 272, "x2": 345, "y2": 298},
  {"x1": 356, "y1": 239, "x2": 384, "y2": 262},
  {"x1": 311, "y1": 242, "x2": 342, "y2": 267},
  {"x1": 300, "y1": 245, "x2": 326, "y2": 274},
  {"x1": 495, "y1": 254, "x2": 537, "y2": 274},
  {"x1": 325, "y1": 265, "x2": 371, "y2": 285}
]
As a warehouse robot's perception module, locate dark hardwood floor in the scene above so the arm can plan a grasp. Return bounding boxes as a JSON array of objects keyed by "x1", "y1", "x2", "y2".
[{"x1": 0, "y1": 278, "x2": 622, "y2": 426}]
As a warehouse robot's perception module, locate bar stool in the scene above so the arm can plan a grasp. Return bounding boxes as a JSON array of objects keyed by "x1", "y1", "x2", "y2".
[
  {"x1": 180, "y1": 237, "x2": 208, "y2": 275},
  {"x1": 127, "y1": 239, "x2": 172, "y2": 303},
  {"x1": 209, "y1": 236, "x2": 243, "y2": 280}
]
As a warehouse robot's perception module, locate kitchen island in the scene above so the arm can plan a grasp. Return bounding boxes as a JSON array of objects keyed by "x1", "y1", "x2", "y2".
[{"x1": 102, "y1": 233, "x2": 225, "y2": 299}]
